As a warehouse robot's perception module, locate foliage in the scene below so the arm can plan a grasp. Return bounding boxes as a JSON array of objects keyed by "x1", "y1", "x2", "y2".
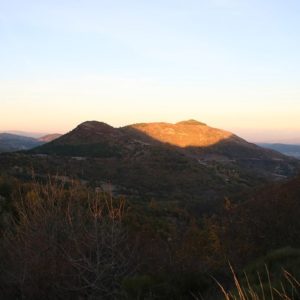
[
  {"x1": 0, "y1": 173, "x2": 300, "y2": 299},
  {"x1": 32, "y1": 142, "x2": 122, "y2": 158},
  {"x1": 0, "y1": 179, "x2": 134, "y2": 299}
]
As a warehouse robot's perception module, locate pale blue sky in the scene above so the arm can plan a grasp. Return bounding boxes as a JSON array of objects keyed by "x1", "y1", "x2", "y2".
[{"x1": 1, "y1": 0, "x2": 300, "y2": 141}]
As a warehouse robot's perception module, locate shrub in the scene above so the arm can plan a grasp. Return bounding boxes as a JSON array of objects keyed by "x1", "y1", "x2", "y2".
[{"x1": 0, "y1": 179, "x2": 135, "y2": 299}]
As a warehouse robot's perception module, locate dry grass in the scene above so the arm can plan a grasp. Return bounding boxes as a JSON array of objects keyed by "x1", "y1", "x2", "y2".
[
  {"x1": 0, "y1": 177, "x2": 135, "y2": 299},
  {"x1": 214, "y1": 264, "x2": 300, "y2": 300}
]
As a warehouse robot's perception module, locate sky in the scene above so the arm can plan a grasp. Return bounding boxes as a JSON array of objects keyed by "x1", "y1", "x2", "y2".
[{"x1": 1, "y1": 0, "x2": 300, "y2": 142}]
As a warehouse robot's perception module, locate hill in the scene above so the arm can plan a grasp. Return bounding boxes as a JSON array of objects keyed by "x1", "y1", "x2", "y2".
[
  {"x1": 259, "y1": 143, "x2": 300, "y2": 159},
  {"x1": 38, "y1": 133, "x2": 62, "y2": 143},
  {"x1": 0, "y1": 133, "x2": 43, "y2": 153},
  {"x1": 126, "y1": 120, "x2": 288, "y2": 161},
  {"x1": 34, "y1": 119, "x2": 298, "y2": 176},
  {"x1": 8, "y1": 120, "x2": 293, "y2": 206},
  {"x1": 35, "y1": 119, "x2": 291, "y2": 160},
  {"x1": 33, "y1": 121, "x2": 123, "y2": 157},
  {"x1": 0, "y1": 130, "x2": 47, "y2": 138}
]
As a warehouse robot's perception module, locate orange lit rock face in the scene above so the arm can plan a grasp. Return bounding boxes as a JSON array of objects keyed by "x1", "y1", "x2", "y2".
[{"x1": 131, "y1": 120, "x2": 235, "y2": 148}]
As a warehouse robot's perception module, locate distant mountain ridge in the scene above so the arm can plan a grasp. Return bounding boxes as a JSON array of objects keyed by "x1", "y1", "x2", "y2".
[
  {"x1": 259, "y1": 143, "x2": 300, "y2": 159},
  {"x1": 0, "y1": 133, "x2": 43, "y2": 153},
  {"x1": 0, "y1": 130, "x2": 47, "y2": 138},
  {"x1": 0, "y1": 133, "x2": 61, "y2": 153}
]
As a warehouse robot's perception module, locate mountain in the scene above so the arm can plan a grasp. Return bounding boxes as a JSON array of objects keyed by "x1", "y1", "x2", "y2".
[
  {"x1": 33, "y1": 121, "x2": 124, "y2": 157},
  {"x1": 0, "y1": 133, "x2": 43, "y2": 153},
  {"x1": 126, "y1": 120, "x2": 287, "y2": 160},
  {"x1": 0, "y1": 132, "x2": 61, "y2": 153},
  {"x1": 38, "y1": 134, "x2": 62, "y2": 143},
  {"x1": 34, "y1": 119, "x2": 298, "y2": 172},
  {"x1": 0, "y1": 130, "x2": 47, "y2": 138},
  {"x1": 258, "y1": 143, "x2": 300, "y2": 159},
  {"x1": 15, "y1": 120, "x2": 297, "y2": 206}
]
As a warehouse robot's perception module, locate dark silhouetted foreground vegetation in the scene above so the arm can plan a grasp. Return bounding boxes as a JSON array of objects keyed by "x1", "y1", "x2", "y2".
[{"x1": 0, "y1": 176, "x2": 299, "y2": 299}]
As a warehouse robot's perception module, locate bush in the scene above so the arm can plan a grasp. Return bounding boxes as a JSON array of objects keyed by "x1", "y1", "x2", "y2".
[{"x1": 0, "y1": 179, "x2": 135, "y2": 299}]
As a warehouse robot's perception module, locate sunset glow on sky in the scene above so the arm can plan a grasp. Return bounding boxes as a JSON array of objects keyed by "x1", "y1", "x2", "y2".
[{"x1": 1, "y1": 0, "x2": 300, "y2": 142}]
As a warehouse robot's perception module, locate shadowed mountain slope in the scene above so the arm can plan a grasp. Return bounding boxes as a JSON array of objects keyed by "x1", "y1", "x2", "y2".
[{"x1": 33, "y1": 121, "x2": 125, "y2": 157}]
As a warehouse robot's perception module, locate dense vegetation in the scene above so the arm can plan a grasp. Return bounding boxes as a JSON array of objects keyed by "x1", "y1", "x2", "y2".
[{"x1": 0, "y1": 175, "x2": 299, "y2": 299}]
